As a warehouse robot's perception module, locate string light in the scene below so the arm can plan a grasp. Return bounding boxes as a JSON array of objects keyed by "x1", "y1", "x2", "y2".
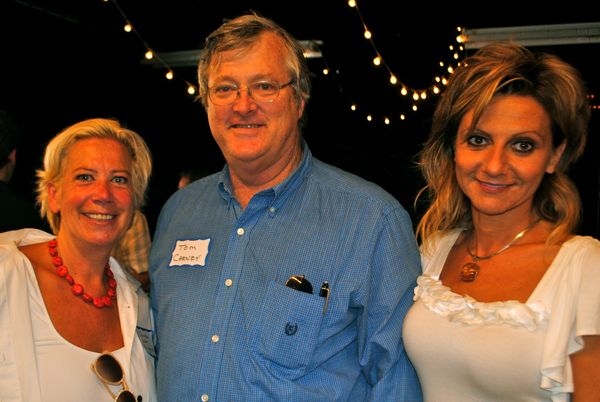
[
  {"x1": 102, "y1": 0, "x2": 198, "y2": 97},
  {"x1": 340, "y1": 0, "x2": 465, "y2": 125},
  {"x1": 100, "y1": 0, "x2": 468, "y2": 123}
]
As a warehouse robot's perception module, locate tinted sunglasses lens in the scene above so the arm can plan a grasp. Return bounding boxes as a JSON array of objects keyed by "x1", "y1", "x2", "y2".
[
  {"x1": 116, "y1": 390, "x2": 137, "y2": 402},
  {"x1": 285, "y1": 275, "x2": 313, "y2": 294},
  {"x1": 95, "y1": 354, "x2": 123, "y2": 383}
]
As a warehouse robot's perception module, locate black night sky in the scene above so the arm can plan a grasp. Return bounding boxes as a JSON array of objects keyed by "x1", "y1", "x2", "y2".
[{"x1": 2, "y1": 0, "x2": 599, "y2": 236}]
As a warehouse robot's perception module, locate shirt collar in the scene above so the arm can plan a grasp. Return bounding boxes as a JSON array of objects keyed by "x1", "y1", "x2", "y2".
[{"x1": 217, "y1": 140, "x2": 312, "y2": 209}]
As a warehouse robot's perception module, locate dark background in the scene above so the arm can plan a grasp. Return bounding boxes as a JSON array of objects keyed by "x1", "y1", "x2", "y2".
[{"x1": 2, "y1": 0, "x2": 599, "y2": 236}]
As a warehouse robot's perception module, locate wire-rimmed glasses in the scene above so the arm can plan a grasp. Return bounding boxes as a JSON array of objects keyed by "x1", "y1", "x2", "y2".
[
  {"x1": 91, "y1": 353, "x2": 139, "y2": 402},
  {"x1": 208, "y1": 79, "x2": 295, "y2": 105}
]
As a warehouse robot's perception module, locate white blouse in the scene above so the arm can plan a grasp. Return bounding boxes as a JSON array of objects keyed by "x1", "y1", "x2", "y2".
[
  {"x1": 403, "y1": 230, "x2": 600, "y2": 402},
  {"x1": 0, "y1": 229, "x2": 157, "y2": 402}
]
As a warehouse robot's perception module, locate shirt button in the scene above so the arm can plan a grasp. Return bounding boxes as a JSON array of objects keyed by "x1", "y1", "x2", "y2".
[
  {"x1": 211, "y1": 335, "x2": 219, "y2": 343},
  {"x1": 269, "y1": 206, "x2": 276, "y2": 213},
  {"x1": 201, "y1": 394, "x2": 209, "y2": 401},
  {"x1": 225, "y1": 279, "x2": 233, "y2": 287},
  {"x1": 237, "y1": 227, "x2": 244, "y2": 236}
]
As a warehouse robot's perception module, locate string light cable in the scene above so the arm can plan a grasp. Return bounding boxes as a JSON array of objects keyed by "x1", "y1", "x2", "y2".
[
  {"x1": 100, "y1": 0, "x2": 470, "y2": 125},
  {"x1": 101, "y1": 0, "x2": 197, "y2": 96},
  {"x1": 345, "y1": 0, "x2": 465, "y2": 124}
]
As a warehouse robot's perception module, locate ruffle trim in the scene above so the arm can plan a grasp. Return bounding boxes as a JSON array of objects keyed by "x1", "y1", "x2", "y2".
[{"x1": 414, "y1": 275, "x2": 549, "y2": 331}]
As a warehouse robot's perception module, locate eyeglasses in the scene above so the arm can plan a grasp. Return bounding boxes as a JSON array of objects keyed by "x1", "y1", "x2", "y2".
[
  {"x1": 208, "y1": 79, "x2": 295, "y2": 106},
  {"x1": 91, "y1": 353, "x2": 139, "y2": 402}
]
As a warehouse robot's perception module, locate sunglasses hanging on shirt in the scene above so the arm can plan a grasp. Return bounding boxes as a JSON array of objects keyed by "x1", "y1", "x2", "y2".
[{"x1": 91, "y1": 353, "x2": 141, "y2": 402}]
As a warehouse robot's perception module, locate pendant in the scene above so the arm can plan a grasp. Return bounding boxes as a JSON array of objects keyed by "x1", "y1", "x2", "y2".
[{"x1": 461, "y1": 262, "x2": 480, "y2": 282}]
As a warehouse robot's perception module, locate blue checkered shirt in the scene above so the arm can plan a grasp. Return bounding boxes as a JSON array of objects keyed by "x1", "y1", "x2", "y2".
[{"x1": 150, "y1": 145, "x2": 422, "y2": 401}]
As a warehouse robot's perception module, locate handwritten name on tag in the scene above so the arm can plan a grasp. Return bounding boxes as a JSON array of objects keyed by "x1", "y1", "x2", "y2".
[{"x1": 169, "y1": 239, "x2": 210, "y2": 267}]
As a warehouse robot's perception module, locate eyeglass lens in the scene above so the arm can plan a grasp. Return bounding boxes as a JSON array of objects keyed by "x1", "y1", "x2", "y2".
[
  {"x1": 95, "y1": 354, "x2": 124, "y2": 383},
  {"x1": 116, "y1": 390, "x2": 138, "y2": 402},
  {"x1": 209, "y1": 80, "x2": 292, "y2": 105},
  {"x1": 93, "y1": 353, "x2": 141, "y2": 402},
  {"x1": 285, "y1": 274, "x2": 313, "y2": 294}
]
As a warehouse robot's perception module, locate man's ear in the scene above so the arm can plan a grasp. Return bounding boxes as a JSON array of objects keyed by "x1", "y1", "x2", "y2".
[
  {"x1": 7, "y1": 149, "x2": 16, "y2": 163},
  {"x1": 297, "y1": 99, "x2": 305, "y2": 121}
]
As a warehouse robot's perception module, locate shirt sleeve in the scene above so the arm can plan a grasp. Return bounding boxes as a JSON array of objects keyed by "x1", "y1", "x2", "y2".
[
  {"x1": 540, "y1": 236, "x2": 600, "y2": 398},
  {"x1": 358, "y1": 205, "x2": 423, "y2": 401},
  {"x1": 574, "y1": 238, "x2": 600, "y2": 339},
  {"x1": 113, "y1": 211, "x2": 151, "y2": 274}
]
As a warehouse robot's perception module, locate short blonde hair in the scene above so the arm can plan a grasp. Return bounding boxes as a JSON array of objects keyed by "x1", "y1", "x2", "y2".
[{"x1": 37, "y1": 118, "x2": 152, "y2": 234}]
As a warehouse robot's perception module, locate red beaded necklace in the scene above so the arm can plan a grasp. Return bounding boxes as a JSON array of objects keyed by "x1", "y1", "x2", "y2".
[{"x1": 47, "y1": 239, "x2": 117, "y2": 308}]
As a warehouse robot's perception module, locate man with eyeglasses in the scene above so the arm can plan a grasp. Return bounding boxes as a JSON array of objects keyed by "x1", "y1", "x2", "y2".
[{"x1": 149, "y1": 12, "x2": 422, "y2": 402}]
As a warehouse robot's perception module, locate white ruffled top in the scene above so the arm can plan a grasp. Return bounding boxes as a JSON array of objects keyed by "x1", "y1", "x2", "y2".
[
  {"x1": 412, "y1": 230, "x2": 600, "y2": 402},
  {"x1": 415, "y1": 275, "x2": 549, "y2": 331}
]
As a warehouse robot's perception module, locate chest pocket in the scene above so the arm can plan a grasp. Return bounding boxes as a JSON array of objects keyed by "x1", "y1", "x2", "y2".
[{"x1": 250, "y1": 280, "x2": 325, "y2": 379}]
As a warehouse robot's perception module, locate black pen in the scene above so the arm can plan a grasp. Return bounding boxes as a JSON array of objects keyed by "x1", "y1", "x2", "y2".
[{"x1": 319, "y1": 281, "x2": 330, "y2": 315}]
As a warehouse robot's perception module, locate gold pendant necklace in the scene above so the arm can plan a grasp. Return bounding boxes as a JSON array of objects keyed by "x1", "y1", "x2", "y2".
[{"x1": 460, "y1": 219, "x2": 540, "y2": 282}]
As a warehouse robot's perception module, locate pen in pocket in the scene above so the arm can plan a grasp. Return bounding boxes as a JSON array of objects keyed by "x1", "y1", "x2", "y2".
[{"x1": 319, "y1": 281, "x2": 330, "y2": 315}]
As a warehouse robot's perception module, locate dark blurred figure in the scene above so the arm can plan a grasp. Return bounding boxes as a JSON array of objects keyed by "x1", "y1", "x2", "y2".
[
  {"x1": 0, "y1": 110, "x2": 49, "y2": 232},
  {"x1": 177, "y1": 168, "x2": 210, "y2": 189}
]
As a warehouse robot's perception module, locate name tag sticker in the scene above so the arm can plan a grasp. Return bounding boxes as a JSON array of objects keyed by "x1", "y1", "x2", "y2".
[{"x1": 169, "y1": 238, "x2": 211, "y2": 267}]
